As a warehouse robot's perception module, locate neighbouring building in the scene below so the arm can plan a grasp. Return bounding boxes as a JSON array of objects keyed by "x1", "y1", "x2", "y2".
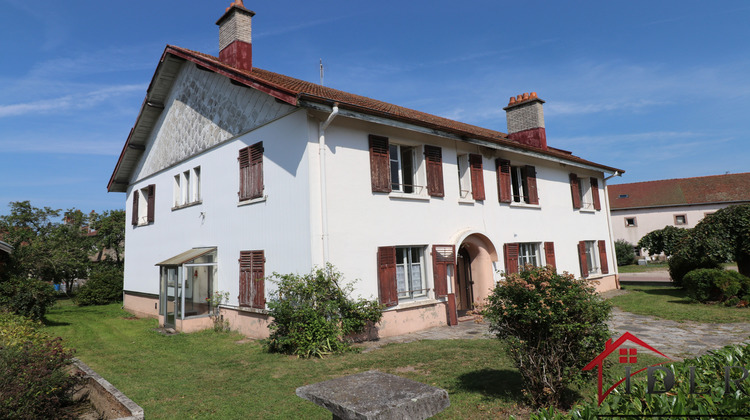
[
  {"x1": 609, "y1": 172, "x2": 750, "y2": 256},
  {"x1": 108, "y1": 1, "x2": 625, "y2": 338}
]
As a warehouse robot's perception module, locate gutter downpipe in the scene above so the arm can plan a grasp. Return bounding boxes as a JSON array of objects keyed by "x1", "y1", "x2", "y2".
[
  {"x1": 603, "y1": 171, "x2": 622, "y2": 288},
  {"x1": 319, "y1": 104, "x2": 339, "y2": 265}
]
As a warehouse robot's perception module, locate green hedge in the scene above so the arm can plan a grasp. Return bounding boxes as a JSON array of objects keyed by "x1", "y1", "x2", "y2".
[{"x1": 682, "y1": 268, "x2": 750, "y2": 305}]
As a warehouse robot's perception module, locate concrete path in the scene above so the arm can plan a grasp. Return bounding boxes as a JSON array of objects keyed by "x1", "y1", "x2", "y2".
[
  {"x1": 619, "y1": 271, "x2": 672, "y2": 283},
  {"x1": 357, "y1": 291, "x2": 750, "y2": 360}
]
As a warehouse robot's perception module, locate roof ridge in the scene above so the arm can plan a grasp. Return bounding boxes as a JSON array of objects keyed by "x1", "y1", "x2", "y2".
[{"x1": 610, "y1": 172, "x2": 750, "y2": 188}]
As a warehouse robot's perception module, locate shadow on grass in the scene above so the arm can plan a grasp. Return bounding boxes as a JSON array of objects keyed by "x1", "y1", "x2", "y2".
[
  {"x1": 42, "y1": 318, "x2": 70, "y2": 327},
  {"x1": 624, "y1": 286, "x2": 695, "y2": 305},
  {"x1": 455, "y1": 368, "x2": 524, "y2": 401}
]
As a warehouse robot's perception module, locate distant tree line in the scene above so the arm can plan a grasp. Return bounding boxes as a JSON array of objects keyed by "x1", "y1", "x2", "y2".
[{"x1": 0, "y1": 201, "x2": 125, "y2": 319}]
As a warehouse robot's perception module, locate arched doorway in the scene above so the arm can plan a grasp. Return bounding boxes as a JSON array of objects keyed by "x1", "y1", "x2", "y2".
[{"x1": 453, "y1": 233, "x2": 498, "y2": 315}]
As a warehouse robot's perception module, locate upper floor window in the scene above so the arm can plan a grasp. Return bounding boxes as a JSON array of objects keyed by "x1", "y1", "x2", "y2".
[
  {"x1": 569, "y1": 174, "x2": 601, "y2": 211},
  {"x1": 674, "y1": 214, "x2": 687, "y2": 225},
  {"x1": 131, "y1": 184, "x2": 155, "y2": 226},
  {"x1": 625, "y1": 217, "x2": 637, "y2": 227},
  {"x1": 369, "y1": 135, "x2": 443, "y2": 197},
  {"x1": 496, "y1": 159, "x2": 538, "y2": 205},
  {"x1": 173, "y1": 166, "x2": 201, "y2": 208},
  {"x1": 238, "y1": 142, "x2": 263, "y2": 201},
  {"x1": 457, "y1": 154, "x2": 485, "y2": 200}
]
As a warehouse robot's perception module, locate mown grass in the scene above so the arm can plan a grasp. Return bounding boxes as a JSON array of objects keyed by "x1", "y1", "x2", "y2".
[
  {"x1": 617, "y1": 262, "x2": 669, "y2": 273},
  {"x1": 610, "y1": 284, "x2": 750, "y2": 323},
  {"x1": 43, "y1": 299, "x2": 652, "y2": 419}
]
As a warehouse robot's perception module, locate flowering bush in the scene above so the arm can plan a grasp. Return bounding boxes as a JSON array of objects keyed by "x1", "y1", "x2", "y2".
[
  {"x1": 0, "y1": 313, "x2": 82, "y2": 419},
  {"x1": 484, "y1": 265, "x2": 611, "y2": 408}
]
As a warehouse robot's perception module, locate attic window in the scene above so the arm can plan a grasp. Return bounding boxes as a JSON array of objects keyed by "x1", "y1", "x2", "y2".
[{"x1": 618, "y1": 194, "x2": 629, "y2": 199}]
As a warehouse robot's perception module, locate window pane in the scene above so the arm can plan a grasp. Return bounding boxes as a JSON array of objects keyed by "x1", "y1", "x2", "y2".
[
  {"x1": 401, "y1": 147, "x2": 414, "y2": 193},
  {"x1": 389, "y1": 145, "x2": 401, "y2": 191}
]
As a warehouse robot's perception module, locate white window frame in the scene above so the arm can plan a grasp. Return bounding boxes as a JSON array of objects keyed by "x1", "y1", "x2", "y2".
[
  {"x1": 137, "y1": 186, "x2": 150, "y2": 226},
  {"x1": 583, "y1": 240, "x2": 601, "y2": 276},
  {"x1": 517, "y1": 242, "x2": 542, "y2": 268},
  {"x1": 578, "y1": 177, "x2": 594, "y2": 210},
  {"x1": 510, "y1": 166, "x2": 532, "y2": 204},
  {"x1": 389, "y1": 144, "x2": 425, "y2": 195},
  {"x1": 625, "y1": 217, "x2": 637, "y2": 227},
  {"x1": 172, "y1": 166, "x2": 202, "y2": 209},
  {"x1": 395, "y1": 246, "x2": 427, "y2": 300},
  {"x1": 457, "y1": 154, "x2": 472, "y2": 199}
]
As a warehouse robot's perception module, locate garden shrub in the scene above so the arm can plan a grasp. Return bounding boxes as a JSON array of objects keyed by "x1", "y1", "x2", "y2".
[
  {"x1": 75, "y1": 262, "x2": 123, "y2": 306},
  {"x1": 264, "y1": 265, "x2": 383, "y2": 358},
  {"x1": 0, "y1": 276, "x2": 56, "y2": 320},
  {"x1": 0, "y1": 313, "x2": 82, "y2": 419},
  {"x1": 483, "y1": 265, "x2": 611, "y2": 408},
  {"x1": 637, "y1": 225, "x2": 688, "y2": 258},
  {"x1": 530, "y1": 343, "x2": 750, "y2": 419},
  {"x1": 682, "y1": 268, "x2": 750, "y2": 305},
  {"x1": 614, "y1": 240, "x2": 636, "y2": 266}
]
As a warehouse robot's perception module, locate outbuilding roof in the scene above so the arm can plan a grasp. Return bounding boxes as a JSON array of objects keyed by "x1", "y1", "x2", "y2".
[
  {"x1": 108, "y1": 44, "x2": 625, "y2": 192},
  {"x1": 608, "y1": 172, "x2": 750, "y2": 210}
]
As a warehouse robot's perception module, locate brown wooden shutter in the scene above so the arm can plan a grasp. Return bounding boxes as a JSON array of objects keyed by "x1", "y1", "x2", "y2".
[
  {"x1": 578, "y1": 241, "x2": 589, "y2": 278},
  {"x1": 369, "y1": 135, "x2": 391, "y2": 193},
  {"x1": 424, "y1": 145, "x2": 444, "y2": 197},
  {"x1": 495, "y1": 158, "x2": 512, "y2": 203},
  {"x1": 238, "y1": 142, "x2": 264, "y2": 200},
  {"x1": 525, "y1": 165, "x2": 539, "y2": 205},
  {"x1": 544, "y1": 241, "x2": 556, "y2": 270},
  {"x1": 131, "y1": 190, "x2": 139, "y2": 226},
  {"x1": 570, "y1": 174, "x2": 582, "y2": 209},
  {"x1": 590, "y1": 177, "x2": 601, "y2": 211},
  {"x1": 469, "y1": 154, "x2": 485, "y2": 200},
  {"x1": 146, "y1": 184, "x2": 155, "y2": 223},
  {"x1": 432, "y1": 245, "x2": 455, "y2": 298},
  {"x1": 598, "y1": 240, "x2": 609, "y2": 274},
  {"x1": 503, "y1": 243, "x2": 519, "y2": 275},
  {"x1": 377, "y1": 246, "x2": 398, "y2": 307},
  {"x1": 239, "y1": 250, "x2": 265, "y2": 309}
]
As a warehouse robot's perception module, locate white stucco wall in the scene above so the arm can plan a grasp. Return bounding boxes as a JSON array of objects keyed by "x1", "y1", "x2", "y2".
[
  {"x1": 611, "y1": 203, "x2": 734, "y2": 247},
  {"x1": 318, "y1": 116, "x2": 617, "y2": 304},
  {"x1": 123, "y1": 110, "x2": 313, "y2": 305}
]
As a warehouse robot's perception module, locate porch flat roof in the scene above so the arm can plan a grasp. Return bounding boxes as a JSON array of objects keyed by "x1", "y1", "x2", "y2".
[{"x1": 155, "y1": 247, "x2": 216, "y2": 266}]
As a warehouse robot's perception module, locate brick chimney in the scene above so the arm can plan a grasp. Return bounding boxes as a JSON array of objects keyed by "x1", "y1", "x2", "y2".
[
  {"x1": 503, "y1": 92, "x2": 547, "y2": 150},
  {"x1": 216, "y1": 0, "x2": 255, "y2": 72}
]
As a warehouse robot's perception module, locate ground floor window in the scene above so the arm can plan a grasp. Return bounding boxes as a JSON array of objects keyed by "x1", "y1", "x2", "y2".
[
  {"x1": 517, "y1": 243, "x2": 542, "y2": 268},
  {"x1": 396, "y1": 246, "x2": 426, "y2": 300},
  {"x1": 583, "y1": 240, "x2": 600, "y2": 275}
]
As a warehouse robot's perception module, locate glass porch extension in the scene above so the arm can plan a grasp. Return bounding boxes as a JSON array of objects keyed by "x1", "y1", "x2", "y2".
[{"x1": 156, "y1": 247, "x2": 217, "y2": 329}]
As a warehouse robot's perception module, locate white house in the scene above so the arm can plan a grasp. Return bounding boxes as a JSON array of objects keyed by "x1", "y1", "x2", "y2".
[
  {"x1": 108, "y1": 1, "x2": 625, "y2": 338},
  {"x1": 609, "y1": 172, "x2": 750, "y2": 257}
]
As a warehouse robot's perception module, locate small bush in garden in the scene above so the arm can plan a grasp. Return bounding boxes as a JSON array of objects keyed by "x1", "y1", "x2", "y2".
[
  {"x1": 263, "y1": 264, "x2": 383, "y2": 358},
  {"x1": 530, "y1": 343, "x2": 750, "y2": 419},
  {"x1": 682, "y1": 268, "x2": 750, "y2": 305},
  {"x1": 483, "y1": 265, "x2": 611, "y2": 408},
  {"x1": 75, "y1": 262, "x2": 123, "y2": 306},
  {"x1": 0, "y1": 313, "x2": 82, "y2": 419},
  {"x1": 0, "y1": 276, "x2": 56, "y2": 320},
  {"x1": 614, "y1": 240, "x2": 636, "y2": 266}
]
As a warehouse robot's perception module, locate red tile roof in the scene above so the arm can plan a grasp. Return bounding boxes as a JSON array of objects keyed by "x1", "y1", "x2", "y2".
[
  {"x1": 165, "y1": 45, "x2": 624, "y2": 174},
  {"x1": 608, "y1": 172, "x2": 750, "y2": 210}
]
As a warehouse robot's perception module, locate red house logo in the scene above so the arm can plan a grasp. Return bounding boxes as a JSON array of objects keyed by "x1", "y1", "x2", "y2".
[{"x1": 583, "y1": 332, "x2": 672, "y2": 405}]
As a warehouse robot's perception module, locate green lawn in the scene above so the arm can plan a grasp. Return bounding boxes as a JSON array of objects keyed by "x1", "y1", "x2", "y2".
[
  {"x1": 45, "y1": 300, "x2": 529, "y2": 419},
  {"x1": 45, "y1": 299, "x2": 662, "y2": 419},
  {"x1": 610, "y1": 284, "x2": 750, "y2": 323}
]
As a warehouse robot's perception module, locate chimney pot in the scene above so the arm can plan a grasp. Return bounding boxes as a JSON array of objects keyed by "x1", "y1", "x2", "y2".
[{"x1": 522, "y1": 92, "x2": 530, "y2": 100}]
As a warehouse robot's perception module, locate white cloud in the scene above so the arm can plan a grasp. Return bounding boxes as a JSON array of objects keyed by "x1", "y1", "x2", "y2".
[{"x1": 0, "y1": 85, "x2": 144, "y2": 118}]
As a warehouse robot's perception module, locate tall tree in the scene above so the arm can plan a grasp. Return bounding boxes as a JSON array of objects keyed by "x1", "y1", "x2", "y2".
[{"x1": 89, "y1": 210, "x2": 125, "y2": 263}]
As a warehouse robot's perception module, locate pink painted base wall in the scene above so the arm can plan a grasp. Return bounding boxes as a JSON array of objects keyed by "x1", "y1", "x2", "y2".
[
  {"x1": 123, "y1": 293, "x2": 159, "y2": 318},
  {"x1": 376, "y1": 302, "x2": 449, "y2": 338},
  {"x1": 591, "y1": 274, "x2": 619, "y2": 293}
]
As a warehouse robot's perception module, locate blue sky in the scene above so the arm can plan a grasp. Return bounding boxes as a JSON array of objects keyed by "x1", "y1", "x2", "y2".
[{"x1": 1, "y1": 0, "x2": 749, "y2": 216}]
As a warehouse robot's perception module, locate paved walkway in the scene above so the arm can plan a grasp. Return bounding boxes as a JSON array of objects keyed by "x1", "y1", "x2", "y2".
[{"x1": 356, "y1": 291, "x2": 750, "y2": 360}]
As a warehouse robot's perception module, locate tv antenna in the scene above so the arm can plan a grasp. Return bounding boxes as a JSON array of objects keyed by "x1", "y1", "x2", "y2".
[{"x1": 320, "y1": 59, "x2": 324, "y2": 86}]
